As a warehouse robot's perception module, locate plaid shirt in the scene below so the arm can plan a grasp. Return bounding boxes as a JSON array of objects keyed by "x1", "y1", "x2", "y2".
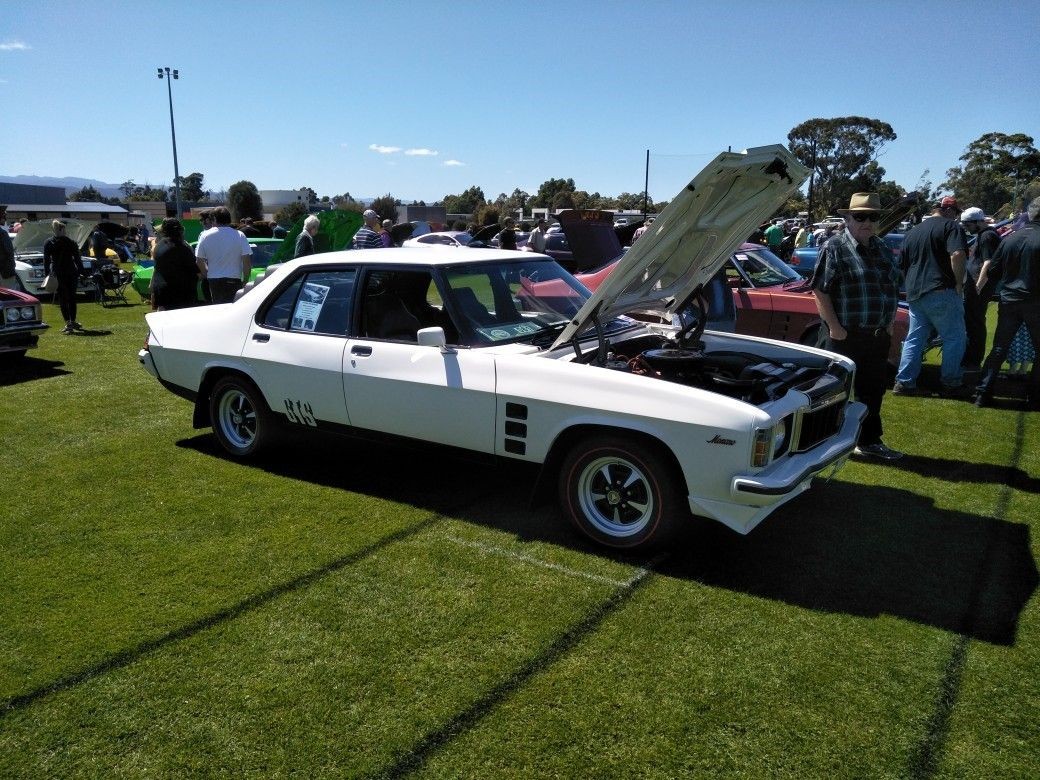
[{"x1": 811, "y1": 228, "x2": 902, "y2": 329}]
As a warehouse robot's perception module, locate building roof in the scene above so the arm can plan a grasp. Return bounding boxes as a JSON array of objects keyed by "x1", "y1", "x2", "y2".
[{"x1": 3, "y1": 202, "x2": 128, "y2": 214}]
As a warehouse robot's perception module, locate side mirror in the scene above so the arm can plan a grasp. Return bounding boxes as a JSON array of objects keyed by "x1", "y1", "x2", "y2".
[{"x1": 417, "y1": 326, "x2": 455, "y2": 353}]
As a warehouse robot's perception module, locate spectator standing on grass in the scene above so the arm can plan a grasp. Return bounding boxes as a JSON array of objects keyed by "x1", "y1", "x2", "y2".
[
  {"x1": 0, "y1": 219, "x2": 15, "y2": 289},
  {"x1": 294, "y1": 215, "x2": 320, "y2": 258},
  {"x1": 497, "y1": 217, "x2": 518, "y2": 250},
  {"x1": 795, "y1": 222, "x2": 813, "y2": 248},
  {"x1": 43, "y1": 220, "x2": 85, "y2": 334},
  {"x1": 352, "y1": 209, "x2": 383, "y2": 249},
  {"x1": 151, "y1": 218, "x2": 198, "y2": 311},
  {"x1": 527, "y1": 218, "x2": 549, "y2": 253},
  {"x1": 195, "y1": 206, "x2": 252, "y2": 304},
  {"x1": 812, "y1": 192, "x2": 903, "y2": 461},
  {"x1": 974, "y1": 196, "x2": 1040, "y2": 409},
  {"x1": 960, "y1": 206, "x2": 1002, "y2": 371},
  {"x1": 763, "y1": 220, "x2": 784, "y2": 255},
  {"x1": 894, "y1": 196, "x2": 970, "y2": 397}
]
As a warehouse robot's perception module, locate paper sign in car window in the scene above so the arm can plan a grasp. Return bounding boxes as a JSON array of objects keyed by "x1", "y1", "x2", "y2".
[{"x1": 291, "y1": 282, "x2": 331, "y2": 332}]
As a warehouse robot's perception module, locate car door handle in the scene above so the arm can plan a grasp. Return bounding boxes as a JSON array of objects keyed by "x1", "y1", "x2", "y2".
[
  {"x1": 252, "y1": 333, "x2": 270, "y2": 343},
  {"x1": 351, "y1": 345, "x2": 373, "y2": 357}
]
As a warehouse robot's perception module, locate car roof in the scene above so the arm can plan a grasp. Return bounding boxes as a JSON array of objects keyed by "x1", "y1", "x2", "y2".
[{"x1": 281, "y1": 246, "x2": 531, "y2": 270}]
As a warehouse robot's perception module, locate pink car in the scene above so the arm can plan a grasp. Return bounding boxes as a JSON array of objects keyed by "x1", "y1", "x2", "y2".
[{"x1": 0, "y1": 286, "x2": 49, "y2": 359}]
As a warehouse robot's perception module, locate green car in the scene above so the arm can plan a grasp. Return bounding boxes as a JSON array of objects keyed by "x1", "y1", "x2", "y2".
[{"x1": 131, "y1": 238, "x2": 284, "y2": 301}]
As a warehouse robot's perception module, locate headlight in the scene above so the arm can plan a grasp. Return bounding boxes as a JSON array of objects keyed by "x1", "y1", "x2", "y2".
[
  {"x1": 21, "y1": 306, "x2": 36, "y2": 320},
  {"x1": 4, "y1": 307, "x2": 19, "y2": 323},
  {"x1": 752, "y1": 420, "x2": 789, "y2": 467}
]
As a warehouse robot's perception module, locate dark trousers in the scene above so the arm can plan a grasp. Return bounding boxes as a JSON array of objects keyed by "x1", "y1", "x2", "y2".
[
  {"x1": 208, "y1": 277, "x2": 243, "y2": 304},
  {"x1": 963, "y1": 279, "x2": 996, "y2": 367},
  {"x1": 825, "y1": 328, "x2": 892, "y2": 446},
  {"x1": 56, "y1": 276, "x2": 78, "y2": 323},
  {"x1": 976, "y1": 300, "x2": 1040, "y2": 403}
]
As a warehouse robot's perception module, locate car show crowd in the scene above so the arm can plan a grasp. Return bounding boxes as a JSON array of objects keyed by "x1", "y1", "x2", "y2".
[{"x1": 3, "y1": 189, "x2": 1038, "y2": 440}]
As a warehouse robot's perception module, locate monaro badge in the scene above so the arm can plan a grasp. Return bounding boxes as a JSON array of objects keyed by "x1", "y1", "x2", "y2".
[{"x1": 707, "y1": 434, "x2": 736, "y2": 446}]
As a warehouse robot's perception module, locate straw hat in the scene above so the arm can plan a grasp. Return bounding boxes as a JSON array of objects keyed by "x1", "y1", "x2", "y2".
[{"x1": 837, "y1": 192, "x2": 882, "y2": 214}]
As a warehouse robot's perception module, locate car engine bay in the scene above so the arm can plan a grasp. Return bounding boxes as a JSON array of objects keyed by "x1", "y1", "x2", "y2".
[{"x1": 579, "y1": 333, "x2": 847, "y2": 406}]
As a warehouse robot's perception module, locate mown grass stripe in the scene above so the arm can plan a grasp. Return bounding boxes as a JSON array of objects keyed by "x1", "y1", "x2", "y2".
[
  {"x1": 906, "y1": 410, "x2": 1027, "y2": 778},
  {"x1": 0, "y1": 512, "x2": 448, "y2": 717},
  {"x1": 373, "y1": 555, "x2": 664, "y2": 779},
  {"x1": 440, "y1": 533, "x2": 635, "y2": 587}
]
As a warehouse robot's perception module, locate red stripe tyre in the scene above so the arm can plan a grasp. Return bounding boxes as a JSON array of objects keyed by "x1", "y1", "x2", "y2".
[{"x1": 558, "y1": 434, "x2": 685, "y2": 551}]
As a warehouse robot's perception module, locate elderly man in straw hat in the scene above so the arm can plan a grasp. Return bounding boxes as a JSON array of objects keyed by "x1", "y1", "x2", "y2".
[{"x1": 812, "y1": 192, "x2": 904, "y2": 460}]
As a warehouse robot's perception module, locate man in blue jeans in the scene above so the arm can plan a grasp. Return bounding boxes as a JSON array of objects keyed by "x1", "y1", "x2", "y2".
[{"x1": 894, "y1": 196, "x2": 970, "y2": 397}]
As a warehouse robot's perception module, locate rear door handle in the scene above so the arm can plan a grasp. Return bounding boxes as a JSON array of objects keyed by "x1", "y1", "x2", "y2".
[
  {"x1": 252, "y1": 333, "x2": 270, "y2": 343},
  {"x1": 351, "y1": 345, "x2": 372, "y2": 357}
]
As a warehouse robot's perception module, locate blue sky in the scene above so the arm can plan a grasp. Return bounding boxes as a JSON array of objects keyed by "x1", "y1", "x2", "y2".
[{"x1": 1, "y1": 0, "x2": 1036, "y2": 205}]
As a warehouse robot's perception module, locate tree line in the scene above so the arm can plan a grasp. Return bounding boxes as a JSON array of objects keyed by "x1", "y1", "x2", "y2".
[{"x1": 66, "y1": 125, "x2": 1040, "y2": 226}]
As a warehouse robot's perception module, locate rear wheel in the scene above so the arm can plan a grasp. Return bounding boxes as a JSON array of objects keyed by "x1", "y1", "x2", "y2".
[
  {"x1": 209, "y1": 376, "x2": 273, "y2": 458},
  {"x1": 558, "y1": 434, "x2": 685, "y2": 550}
]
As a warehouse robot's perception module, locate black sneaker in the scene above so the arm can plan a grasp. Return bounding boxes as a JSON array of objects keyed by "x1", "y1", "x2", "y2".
[
  {"x1": 892, "y1": 382, "x2": 917, "y2": 396},
  {"x1": 940, "y1": 384, "x2": 972, "y2": 400},
  {"x1": 853, "y1": 441, "x2": 904, "y2": 461}
]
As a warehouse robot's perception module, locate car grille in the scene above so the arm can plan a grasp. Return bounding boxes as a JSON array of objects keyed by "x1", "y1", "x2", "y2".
[
  {"x1": 793, "y1": 400, "x2": 845, "y2": 452},
  {"x1": 787, "y1": 365, "x2": 852, "y2": 454}
]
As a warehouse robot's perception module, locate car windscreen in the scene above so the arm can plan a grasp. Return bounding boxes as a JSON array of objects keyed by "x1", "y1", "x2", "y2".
[
  {"x1": 441, "y1": 259, "x2": 590, "y2": 345},
  {"x1": 731, "y1": 248, "x2": 802, "y2": 286}
]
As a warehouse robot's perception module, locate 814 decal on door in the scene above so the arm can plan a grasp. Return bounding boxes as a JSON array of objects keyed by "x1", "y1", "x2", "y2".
[{"x1": 284, "y1": 399, "x2": 317, "y2": 426}]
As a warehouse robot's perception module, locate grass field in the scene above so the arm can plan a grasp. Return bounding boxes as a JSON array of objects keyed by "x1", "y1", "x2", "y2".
[{"x1": 1, "y1": 296, "x2": 1037, "y2": 778}]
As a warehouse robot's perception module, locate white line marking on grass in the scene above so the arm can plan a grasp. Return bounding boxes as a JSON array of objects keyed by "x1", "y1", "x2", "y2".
[{"x1": 440, "y1": 534, "x2": 638, "y2": 587}]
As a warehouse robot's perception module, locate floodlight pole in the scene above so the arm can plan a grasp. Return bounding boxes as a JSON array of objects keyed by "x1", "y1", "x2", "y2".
[
  {"x1": 157, "y1": 66, "x2": 182, "y2": 219},
  {"x1": 642, "y1": 149, "x2": 650, "y2": 218}
]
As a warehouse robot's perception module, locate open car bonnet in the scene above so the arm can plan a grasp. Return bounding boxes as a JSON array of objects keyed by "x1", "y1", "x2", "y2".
[
  {"x1": 13, "y1": 219, "x2": 95, "y2": 255},
  {"x1": 550, "y1": 145, "x2": 808, "y2": 350}
]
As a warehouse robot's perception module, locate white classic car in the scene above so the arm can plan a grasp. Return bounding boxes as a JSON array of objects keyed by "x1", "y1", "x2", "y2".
[
  {"x1": 13, "y1": 218, "x2": 99, "y2": 296},
  {"x1": 139, "y1": 146, "x2": 866, "y2": 550}
]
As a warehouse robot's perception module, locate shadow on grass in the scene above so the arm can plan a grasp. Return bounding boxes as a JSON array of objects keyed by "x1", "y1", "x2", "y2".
[
  {"x1": 70, "y1": 328, "x2": 113, "y2": 337},
  {"x1": 889, "y1": 454, "x2": 1040, "y2": 493},
  {"x1": 0, "y1": 356, "x2": 70, "y2": 386},
  {"x1": 180, "y1": 431, "x2": 1037, "y2": 647}
]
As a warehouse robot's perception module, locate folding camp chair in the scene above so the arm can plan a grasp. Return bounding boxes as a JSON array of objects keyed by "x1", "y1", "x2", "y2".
[{"x1": 94, "y1": 264, "x2": 133, "y2": 307}]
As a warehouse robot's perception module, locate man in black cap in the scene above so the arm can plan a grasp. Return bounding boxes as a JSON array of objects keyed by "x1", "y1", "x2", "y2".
[
  {"x1": 894, "y1": 196, "x2": 970, "y2": 397},
  {"x1": 974, "y1": 196, "x2": 1040, "y2": 409},
  {"x1": 812, "y1": 192, "x2": 904, "y2": 460}
]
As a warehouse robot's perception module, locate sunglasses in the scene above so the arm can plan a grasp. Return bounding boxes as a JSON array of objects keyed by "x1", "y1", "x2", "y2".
[{"x1": 851, "y1": 213, "x2": 880, "y2": 223}]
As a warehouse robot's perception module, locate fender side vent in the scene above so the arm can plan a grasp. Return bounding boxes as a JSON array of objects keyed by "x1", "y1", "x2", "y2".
[{"x1": 506, "y1": 402, "x2": 528, "y2": 420}]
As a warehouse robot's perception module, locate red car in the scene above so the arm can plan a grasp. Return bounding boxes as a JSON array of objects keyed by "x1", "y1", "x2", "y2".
[
  {"x1": 0, "y1": 285, "x2": 49, "y2": 359},
  {"x1": 574, "y1": 243, "x2": 909, "y2": 366}
]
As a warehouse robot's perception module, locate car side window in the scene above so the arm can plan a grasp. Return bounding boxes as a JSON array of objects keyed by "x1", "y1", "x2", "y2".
[
  {"x1": 358, "y1": 268, "x2": 456, "y2": 343},
  {"x1": 260, "y1": 269, "x2": 356, "y2": 335}
]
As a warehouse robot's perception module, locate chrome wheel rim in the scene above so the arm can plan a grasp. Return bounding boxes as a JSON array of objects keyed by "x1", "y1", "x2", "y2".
[
  {"x1": 217, "y1": 388, "x2": 256, "y2": 450},
  {"x1": 576, "y1": 455, "x2": 654, "y2": 537}
]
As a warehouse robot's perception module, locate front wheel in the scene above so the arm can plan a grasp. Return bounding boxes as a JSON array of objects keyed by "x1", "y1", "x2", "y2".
[
  {"x1": 558, "y1": 434, "x2": 685, "y2": 551},
  {"x1": 209, "y1": 376, "x2": 273, "y2": 458}
]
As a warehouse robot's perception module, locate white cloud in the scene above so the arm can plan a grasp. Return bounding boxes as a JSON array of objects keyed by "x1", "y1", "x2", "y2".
[
  {"x1": 369, "y1": 144, "x2": 401, "y2": 154},
  {"x1": 0, "y1": 41, "x2": 30, "y2": 51},
  {"x1": 443, "y1": 160, "x2": 465, "y2": 167},
  {"x1": 405, "y1": 148, "x2": 438, "y2": 157}
]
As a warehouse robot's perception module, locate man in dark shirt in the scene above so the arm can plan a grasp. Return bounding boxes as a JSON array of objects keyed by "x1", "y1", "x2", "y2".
[
  {"x1": 960, "y1": 206, "x2": 1001, "y2": 370},
  {"x1": 813, "y1": 192, "x2": 904, "y2": 460},
  {"x1": 894, "y1": 196, "x2": 969, "y2": 396},
  {"x1": 497, "y1": 217, "x2": 517, "y2": 250},
  {"x1": 974, "y1": 197, "x2": 1040, "y2": 408}
]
